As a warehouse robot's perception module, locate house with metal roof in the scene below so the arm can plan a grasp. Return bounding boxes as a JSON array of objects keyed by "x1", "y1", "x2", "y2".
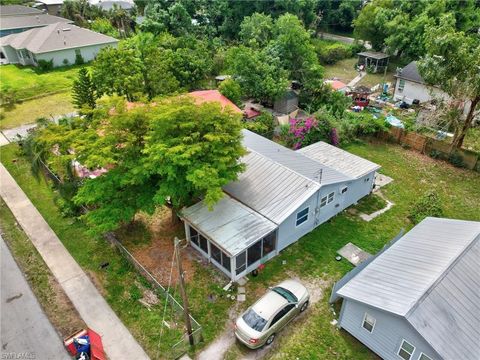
[
  {"x1": 330, "y1": 217, "x2": 480, "y2": 360},
  {"x1": 0, "y1": 5, "x2": 71, "y2": 37},
  {"x1": 181, "y1": 129, "x2": 381, "y2": 281},
  {"x1": 0, "y1": 22, "x2": 117, "y2": 67},
  {"x1": 357, "y1": 51, "x2": 389, "y2": 73}
]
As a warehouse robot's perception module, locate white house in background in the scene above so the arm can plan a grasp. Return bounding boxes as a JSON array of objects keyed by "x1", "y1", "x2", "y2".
[
  {"x1": 330, "y1": 217, "x2": 480, "y2": 360},
  {"x1": 0, "y1": 22, "x2": 117, "y2": 67},
  {"x1": 393, "y1": 61, "x2": 450, "y2": 105},
  {"x1": 181, "y1": 129, "x2": 381, "y2": 282}
]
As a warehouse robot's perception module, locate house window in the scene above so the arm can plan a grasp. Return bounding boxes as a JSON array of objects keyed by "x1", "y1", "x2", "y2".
[
  {"x1": 295, "y1": 207, "x2": 309, "y2": 226},
  {"x1": 210, "y1": 242, "x2": 231, "y2": 272},
  {"x1": 418, "y1": 354, "x2": 433, "y2": 360},
  {"x1": 327, "y1": 192, "x2": 335, "y2": 204},
  {"x1": 341, "y1": 186, "x2": 348, "y2": 194},
  {"x1": 398, "y1": 339, "x2": 415, "y2": 360},
  {"x1": 398, "y1": 79, "x2": 405, "y2": 92},
  {"x1": 189, "y1": 226, "x2": 199, "y2": 247},
  {"x1": 320, "y1": 196, "x2": 328, "y2": 207},
  {"x1": 364, "y1": 177, "x2": 370, "y2": 182},
  {"x1": 362, "y1": 313, "x2": 375, "y2": 333},
  {"x1": 199, "y1": 234, "x2": 208, "y2": 254}
]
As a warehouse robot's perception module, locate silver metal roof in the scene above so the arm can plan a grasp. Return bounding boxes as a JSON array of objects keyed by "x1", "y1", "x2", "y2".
[
  {"x1": 242, "y1": 129, "x2": 350, "y2": 185},
  {"x1": 298, "y1": 141, "x2": 381, "y2": 179},
  {"x1": 181, "y1": 194, "x2": 277, "y2": 257},
  {"x1": 1, "y1": 22, "x2": 117, "y2": 53},
  {"x1": 337, "y1": 217, "x2": 480, "y2": 359},
  {"x1": 224, "y1": 150, "x2": 320, "y2": 225}
]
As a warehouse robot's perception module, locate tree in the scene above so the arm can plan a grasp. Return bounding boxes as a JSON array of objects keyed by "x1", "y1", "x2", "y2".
[
  {"x1": 239, "y1": 13, "x2": 274, "y2": 48},
  {"x1": 353, "y1": 0, "x2": 393, "y2": 50},
  {"x1": 226, "y1": 46, "x2": 289, "y2": 105},
  {"x1": 92, "y1": 47, "x2": 144, "y2": 101},
  {"x1": 218, "y1": 78, "x2": 242, "y2": 106},
  {"x1": 72, "y1": 68, "x2": 96, "y2": 111},
  {"x1": 90, "y1": 18, "x2": 119, "y2": 38},
  {"x1": 418, "y1": 14, "x2": 480, "y2": 149}
]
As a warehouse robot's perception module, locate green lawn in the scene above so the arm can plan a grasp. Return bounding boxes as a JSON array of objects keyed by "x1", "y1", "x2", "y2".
[
  {"x1": 0, "y1": 64, "x2": 86, "y2": 100},
  {"x1": 352, "y1": 192, "x2": 387, "y2": 214},
  {"x1": 0, "y1": 143, "x2": 234, "y2": 359},
  {"x1": 0, "y1": 92, "x2": 75, "y2": 129}
]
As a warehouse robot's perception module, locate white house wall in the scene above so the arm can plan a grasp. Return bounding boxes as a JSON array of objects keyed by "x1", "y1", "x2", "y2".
[
  {"x1": 339, "y1": 299, "x2": 441, "y2": 360},
  {"x1": 35, "y1": 42, "x2": 117, "y2": 67},
  {"x1": 0, "y1": 45, "x2": 19, "y2": 64},
  {"x1": 393, "y1": 79, "x2": 448, "y2": 105}
]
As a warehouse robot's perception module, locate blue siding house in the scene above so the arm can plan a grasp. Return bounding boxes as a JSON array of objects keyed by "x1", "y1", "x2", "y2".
[
  {"x1": 331, "y1": 217, "x2": 480, "y2": 360},
  {"x1": 181, "y1": 129, "x2": 381, "y2": 281}
]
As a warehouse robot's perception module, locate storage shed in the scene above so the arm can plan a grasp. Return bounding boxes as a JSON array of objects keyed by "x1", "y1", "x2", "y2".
[
  {"x1": 357, "y1": 51, "x2": 389, "y2": 73},
  {"x1": 181, "y1": 130, "x2": 381, "y2": 281},
  {"x1": 331, "y1": 217, "x2": 480, "y2": 360},
  {"x1": 273, "y1": 89, "x2": 298, "y2": 114}
]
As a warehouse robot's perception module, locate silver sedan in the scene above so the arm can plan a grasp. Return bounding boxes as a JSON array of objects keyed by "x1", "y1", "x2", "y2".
[{"x1": 234, "y1": 279, "x2": 310, "y2": 349}]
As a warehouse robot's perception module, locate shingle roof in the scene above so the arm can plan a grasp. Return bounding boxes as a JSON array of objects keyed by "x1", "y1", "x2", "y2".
[
  {"x1": 336, "y1": 217, "x2": 480, "y2": 360},
  {"x1": 242, "y1": 129, "x2": 351, "y2": 185},
  {"x1": 0, "y1": 13, "x2": 70, "y2": 30},
  {"x1": 298, "y1": 141, "x2": 381, "y2": 179},
  {"x1": 181, "y1": 194, "x2": 277, "y2": 257},
  {"x1": 395, "y1": 61, "x2": 425, "y2": 84},
  {"x1": 0, "y1": 5, "x2": 43, "y2": 16},
  {"x1": 1, "y1": 22, "x2": 117, "y2": 53}
]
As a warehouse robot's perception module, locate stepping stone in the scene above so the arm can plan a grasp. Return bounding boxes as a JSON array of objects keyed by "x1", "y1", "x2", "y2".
[
  {"x1": 237, "y1": 277, "x2": 248, "y2": 286},
  {"x1": 237, "y1": 287, "x2": 245, "y2": 294},
  {"x1": 337, "y1": 242, "x2": 371, "y2": 266},
  {"x1": 237, "y1": 294, "x2": 246, "y2": 302}
]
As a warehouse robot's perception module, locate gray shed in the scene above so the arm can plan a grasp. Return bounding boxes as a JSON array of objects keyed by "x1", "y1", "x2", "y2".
[
  {"x1": 332, "y1": 217, "x2": 480, "y2": 360},
  {"x1": 181, "y1": 129, "x2": 380, "y2": 281},
  {"x1": 273, "y1": 89, "x2": 298, "y2": 114}
]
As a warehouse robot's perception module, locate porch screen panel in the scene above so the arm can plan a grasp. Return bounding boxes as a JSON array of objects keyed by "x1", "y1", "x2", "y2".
[
  {"x1": 236, "y1": 251, "x2": 246, "y2": 275},
  {"x1": 221, "y1": 255, "x2": 231, "y2": 272},
  {"x1": 210, "y1": 243, "x2": 222, "y2": 264},
  {"x1": 199, "y1": 234, "x2": 208, "y2": 253},
  {"x1": 262, "y1": 232, "x2": 275, "y2": 257},
  {"x1": 189, "y1": 226, "x2": 199, "y2": 247},
  {"x1": 247, "y1": 240, "x2": 262, "y2": 267}
]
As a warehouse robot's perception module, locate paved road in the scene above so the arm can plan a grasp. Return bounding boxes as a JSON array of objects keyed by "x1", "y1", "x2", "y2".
[
  {"x1": 0, "y1": 236, "x2": 70, "y2": 360},
  {"x1": 0, "y1": 164, "x2": 150, "y2": 360},
  {"x1": 319, "y1": 32, "x2": 372, "y2": 49}
]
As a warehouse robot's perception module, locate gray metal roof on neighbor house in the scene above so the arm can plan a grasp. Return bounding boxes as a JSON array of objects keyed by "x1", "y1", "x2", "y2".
[
  {"x1": 223, "y1": 150, "x2": 320, "y2": 225},
  {"x1": 336, "y1": 217, "x2": 480, "y2": 360},
  {"x1": 0, "y1": 13, "x2": 70, "y2": 31},
  {"x1": 395, "y1": 61, "x2": 425, "y2": 84},
  {"x1": 181, "y1": 194, "x2": 277, "y2": 257},
  {"x1": 242, "y1": 129, "x2": 350, "y2": 185},
  {"x1": 298, "y1": 142, "x2": 381, "y2": 179},
  {"x1": 357, "y1": 51, "x2": 389, "y2": 60},
  {"x1": 0, "y1": 5, "x2": 43, "y2": 16},
  {"x1": 1, "y1": 22, "x2": 117, "y2": 53}
]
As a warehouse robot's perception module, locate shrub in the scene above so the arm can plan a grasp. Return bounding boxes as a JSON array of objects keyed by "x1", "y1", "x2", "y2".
[
  {"x1": 63, "y1": 58, "x2": 69, "y2": 66},
  {"x1": 408, "y1": 190, "x2": 443, "y2": 224},
  {"x1": 244, "y1": 112, "x2": 275, "y2": 139},
  {"x1": 0, "y1": 88, "x2": 18, "y2": 108},
  {"x1": 218, "y1": 78, "x2": 242, "y2": 106},
  {"x1": 75, "y1": 53, "x2": 85, "y2": 65},
  {"x1": 429, "y1": 150, "x2": 441, "y2": 159},
  {"x1": 338, "y1": 112, "x2": 388, "y2": 142},
  {"x1": 448, "y1": 151, "x2": 464, "y2": 168},
  {"x1": 37, "y1": 59, "x2": 54, "y2": 72},
  {"x1": 317, "y1": 43, "x2": 352, "y2": 65}
]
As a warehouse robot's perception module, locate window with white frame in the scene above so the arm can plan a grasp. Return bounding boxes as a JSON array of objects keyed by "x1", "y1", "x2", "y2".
[
  {"x1": 296, "y1": 207, "x2": 309, "y2": 226},
  {"x1": 341, "y1": 186, "x2": 348, "y2": 194},
  {"x1": 327, "y1": 192, "x2": 335, "y2": 204},
  {"x1": 398, "y1": 79, "x2": 405, "y2": 92},
  {"x1": 418, "y1": 354, "x2": 433, "y2": 360},
  {"x1": 320, "y1": 196, "x2": 328, "y2": 207},
  {"x1": 362, "y1": 313, "x2": 375, "y2": 332},
  {"x1": 398, "y1": 339, "x2": 415, "y2": 360}
]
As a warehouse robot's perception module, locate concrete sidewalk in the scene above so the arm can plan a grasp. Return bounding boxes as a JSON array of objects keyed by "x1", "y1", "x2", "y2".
[
  {"x1": 1, "y1": 236, "x2": 70, "y2": 360},
  {"x1": 0, "y1": 164, "x2": 149, "y2": 360}
]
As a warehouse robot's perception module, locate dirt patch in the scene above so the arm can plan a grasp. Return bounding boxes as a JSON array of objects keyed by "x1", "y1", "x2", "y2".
[{"x1": 126, "y1": 207, "x2": 196, "y2": 286}]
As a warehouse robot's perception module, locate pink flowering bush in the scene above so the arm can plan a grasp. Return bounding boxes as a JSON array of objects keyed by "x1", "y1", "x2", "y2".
[{"x1": 281, "y1": 112, "x2": 334, "y2": 149}]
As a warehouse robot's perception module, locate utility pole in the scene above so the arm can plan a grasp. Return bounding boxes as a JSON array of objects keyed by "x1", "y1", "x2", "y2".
[{"x1": 174, "y1": 237, "x2": 194, "y2": 346}]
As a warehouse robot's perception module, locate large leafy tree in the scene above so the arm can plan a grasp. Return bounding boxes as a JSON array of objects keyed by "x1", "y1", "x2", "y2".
[
  {"x1": 418, "y1": 15, "x2": 480, "y2": 149},
  {"x1": 239, "y1": 13, "x2": 274, "y2": 48}
]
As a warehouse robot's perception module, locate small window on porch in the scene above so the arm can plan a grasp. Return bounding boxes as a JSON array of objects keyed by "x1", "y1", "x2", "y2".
[{"x1": 189, "y1": 226, "x2": 199, "y2": 246}]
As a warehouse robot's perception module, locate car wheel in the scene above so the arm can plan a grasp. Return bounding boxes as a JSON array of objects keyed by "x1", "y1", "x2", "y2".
[
  {"x1": 300, "y1": 300, "x2": 309, "y2": 312},
  {"x1": 265, "y1": 333, "x2": 275, "y2": 346}
]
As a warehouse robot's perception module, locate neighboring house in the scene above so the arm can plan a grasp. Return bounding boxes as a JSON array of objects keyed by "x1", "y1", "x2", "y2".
[
  {"x1": 393, "y1": 61, "x2": 450, "y2": 105},
  {"x1": 189, "y1": 90, "x2": 242, "y2": 114},
  {"x1": 331, "y1": 217, "x2": 480, "y2": 360},
  {"x1": 273, "y1": 89, "x2": 299, "y2": 114},
  {"x1": 325, "y1": 79, "x2": 348, "y2": 93},
  {"x1": 0, "y1": 5, "x2": 71, "y2": 37},
  {"x1": 34, "y1": 0, "x2": 64, "y2": 16},
  {"x1": 181, "y1": 130, "x2": 380, "y2": 281},
  {"x1": 0, "y1": 22, "x2": 118, "y2": 67}
]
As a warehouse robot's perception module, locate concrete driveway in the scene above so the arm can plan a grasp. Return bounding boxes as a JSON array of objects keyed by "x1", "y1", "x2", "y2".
[{"x1": 0, "y1": 236, "x2": 70, "y2": 360}]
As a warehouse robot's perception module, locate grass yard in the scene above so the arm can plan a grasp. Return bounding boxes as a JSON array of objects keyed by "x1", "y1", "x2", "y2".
[
  {"x1": 0, "y1": 143, "x2": 231, "y2": 359},
  {"x1": 0, "y1": 198, "x2": 85, "y2": 337},
  {"x1": 352, "y1": 192, "x2": 387, "y2": 214},
  {"x1": 0, "y1": 92, "x2": 75, "y2": 129},
  {"x1": 0, "y1": 64, "x2": 85, "y2": 100},
  {"x1": 223, "y1": 140, "x2": 480, "y2": 359}
]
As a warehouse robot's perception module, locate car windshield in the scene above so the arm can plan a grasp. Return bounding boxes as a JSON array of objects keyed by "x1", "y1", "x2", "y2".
[
  {"x1": 272, "y1": 286, "x2": 298, "y2": 303},
  {"x1": 242, "y1": 308, "x2": 267, "y2": 332}
]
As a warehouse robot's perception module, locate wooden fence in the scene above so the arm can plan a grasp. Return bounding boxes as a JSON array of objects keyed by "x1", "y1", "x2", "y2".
[{"x1": 377, "y1": 128, "x2": 480, "y2": 172}]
